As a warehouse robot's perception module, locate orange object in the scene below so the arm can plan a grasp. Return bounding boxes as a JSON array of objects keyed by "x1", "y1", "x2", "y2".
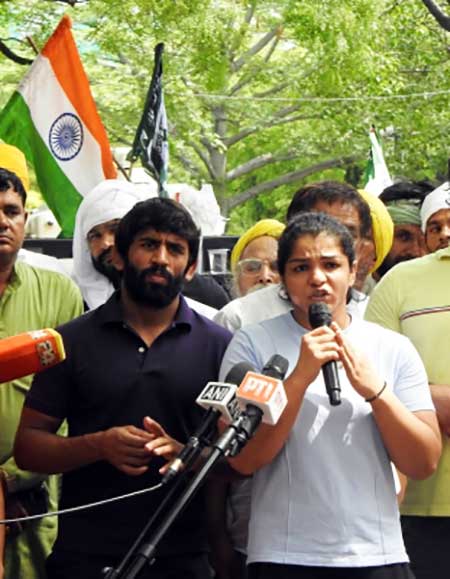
[{"x1": 0, "y1": 328, "x2": 65, "y2": 383}]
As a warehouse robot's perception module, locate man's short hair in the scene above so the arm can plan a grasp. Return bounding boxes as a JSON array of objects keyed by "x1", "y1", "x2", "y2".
[
  {"x1": 0, "y1": 168, "x2": 27, "y2": 206},
  {"x1": 286, "y1": 180, "x2": 371, "y2": 238},
  {"x1": 116, "y1": 197, "x2": 201, "y2": 267}
]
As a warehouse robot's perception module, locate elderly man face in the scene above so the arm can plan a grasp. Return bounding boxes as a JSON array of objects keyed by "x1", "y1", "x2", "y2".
[{"x1": 236, "y1": 235, "x2": 280, "y2": 296}]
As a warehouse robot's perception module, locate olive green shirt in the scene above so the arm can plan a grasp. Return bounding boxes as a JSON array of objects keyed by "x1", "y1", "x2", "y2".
[{"x1": 0, "y1": 261, "x2": 83, "y2": 579}]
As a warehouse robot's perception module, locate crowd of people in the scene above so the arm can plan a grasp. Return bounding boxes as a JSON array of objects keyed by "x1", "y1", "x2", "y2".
[{"x1": 0, "y1": 142, "x2": 449, "y2": 579}]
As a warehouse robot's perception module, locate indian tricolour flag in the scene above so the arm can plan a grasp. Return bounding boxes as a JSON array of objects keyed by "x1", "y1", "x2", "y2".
[
  {"x1": 0, "y1": 15, "x2": 116, "y2": 236},
  {"x1": 363, "y1": 125, "x2": 392, "y2": 197}
]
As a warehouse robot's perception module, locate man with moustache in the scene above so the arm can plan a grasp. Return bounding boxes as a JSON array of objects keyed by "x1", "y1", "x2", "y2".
[
  {"x1": 374, "y1": 180, "x2": 433, "y2": 279},
  {"x1": 14, "y1": 198, "x2": 232, "y2": 579},
  {"x1": 72, "y1": 178, "x2": 222, "y2": 317},
  {"x1": 364, "y1": 182, "x2": 450, "y2": 579},
  {"x1": 420, "y1": 181, "x2": 450, "y2": 254},
  {"x1": 72, "y1": 179, "x2": 150, "y2": 309},
  {"x1": 0, "y1": 163, "x2": 83, "y2": 579},
  {"x1": 214, "y1": 180, "x2": 375, "y2": 331}
]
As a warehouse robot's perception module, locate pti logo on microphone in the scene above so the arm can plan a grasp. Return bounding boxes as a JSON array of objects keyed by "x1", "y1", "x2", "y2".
[
  {"x1": 239, "y1": 373, "x2": 278, "y2": 401},
  {"x1": 237, "y1": 372, "x2": 288, "y2": 425}
]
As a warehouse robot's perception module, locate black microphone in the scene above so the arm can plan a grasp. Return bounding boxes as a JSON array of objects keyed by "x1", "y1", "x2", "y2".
[
  {"x1": 161, "y1": 362, "x2": 252, "y2": 484},
  {"x1": 308, "y1": 303, "x2": 341, "y2": 406}
]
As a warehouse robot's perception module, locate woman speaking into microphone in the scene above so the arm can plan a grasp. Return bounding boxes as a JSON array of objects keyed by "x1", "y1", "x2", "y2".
[{"x1": 219, "y1": 212, "x2": 441, "y2": 579}]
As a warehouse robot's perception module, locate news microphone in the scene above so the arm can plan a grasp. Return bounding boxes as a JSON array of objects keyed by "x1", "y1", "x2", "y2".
[
  {"x1": 213, "y1": 355, "x2": 289, "y2": 458},
  {"x1": 0, "y1": 328, "x2": 66, "y2": 383},
  {"x1": 161, "y1": 362, "x2": 252, "y2": 484},
  {"x1": 308, "y1": 302, "x2": 341, "y2": 406},
  {"x1": 236, "y1": 354, "x2": 289, "y2": 426},
  {"x1": 195, "y1": 364, "x2": 254, "y2": 424}
]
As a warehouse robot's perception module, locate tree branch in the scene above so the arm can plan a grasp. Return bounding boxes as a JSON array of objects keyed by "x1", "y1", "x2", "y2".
[
  {"x1": 0, "y1": 38, "x2": 33, "y2": 65},
  {"x1": 44, "y1": 0, "x2": 87, "y2": 5},
  {"x1": 264, "y1": 33, "x2": 281, "y2": 63},
  {"x1": 224, "y1": 109, "x2": 320, "y2": 148},
  {"x1": 226, "y1": 151, "x2": 301, "y2": 181},
  {"x1": 172, "y1": 151, "x2": 203, "y2": 181},
  {"x1": 254, "y1": 80, "x2": 291, "y2": 98},
  {"x1": 188, "y1": 140, "x2": 216, "y2": 180},
  {"x1": 244, "y1": 2, "x2": 256, "y2": 25},
  {"x1": 231, "y1": 25, "x2": 282, "y2": 73},
  {"x1": 421, "y1": 0, "x2": 450, "y2": 31},
  {"x1": 223, "y1": 155, "x2": 361, "y2": 211}
]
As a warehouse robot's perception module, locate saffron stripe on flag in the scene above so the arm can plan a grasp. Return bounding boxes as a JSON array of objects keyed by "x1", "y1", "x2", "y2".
[
  {"x1": 0, "y1": 14, "x2": 117, "y2": 237},
  {"x1": 41, "y1": 16, "x2": 115, "y2": 180}
]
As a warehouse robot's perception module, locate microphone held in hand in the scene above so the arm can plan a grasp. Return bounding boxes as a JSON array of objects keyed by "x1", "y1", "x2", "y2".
[{"x1": 308, "y1": 302, "x2": 341, "y2": 406}]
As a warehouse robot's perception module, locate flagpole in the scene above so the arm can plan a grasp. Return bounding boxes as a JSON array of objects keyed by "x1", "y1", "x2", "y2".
[{"x1": 128, "y1": 43, "x2": 169, "y2": 198}]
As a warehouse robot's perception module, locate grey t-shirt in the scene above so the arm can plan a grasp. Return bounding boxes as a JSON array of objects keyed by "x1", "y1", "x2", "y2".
[{"x1": 220, "y1": 314, "x2": 433, "y2": 567}]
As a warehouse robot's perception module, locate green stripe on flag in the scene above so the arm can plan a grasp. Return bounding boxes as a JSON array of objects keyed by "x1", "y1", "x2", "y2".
[{"x1": 0, "y1": 92, "x2": 82, "y2": 237}]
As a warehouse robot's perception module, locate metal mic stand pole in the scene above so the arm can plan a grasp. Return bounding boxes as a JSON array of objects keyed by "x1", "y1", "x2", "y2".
[
  {"x1": 103, "y1": 411, "x2": 219, "y2": 579},
  {"x1": 118, "y1": 418, "x2": 252, "y2": 579}
]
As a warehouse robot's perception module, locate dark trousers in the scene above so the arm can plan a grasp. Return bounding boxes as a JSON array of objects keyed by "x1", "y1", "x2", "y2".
[
  {"x1": 248, "y1": 562, "x2": 415, "y2": 579},
  {"x1": 46, "y1": 550, "x2": 212, "y2": 579},
  {"x1": 401, "y1": 515, "x2": 450, "y2": 579}
]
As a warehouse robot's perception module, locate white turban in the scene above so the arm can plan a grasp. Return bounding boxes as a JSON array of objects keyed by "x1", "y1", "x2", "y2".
[
  {"x1": 72, "y1": 179, "x2": 152, "y2": 309},
  {"x1": 420, "y1": 181, "x2": 450, "y2": 233}
]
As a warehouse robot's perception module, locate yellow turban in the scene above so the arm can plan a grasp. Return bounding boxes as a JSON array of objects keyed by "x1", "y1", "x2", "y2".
[
  {"x1": 0, "y1": 143, "x2": 30, "y2": 191},
  {"x1": 231, "y1": 218, "x2": 285, "y2": 271},
  {"x1": 358, "y1": 189, "x2": 394, "y2": 272}
]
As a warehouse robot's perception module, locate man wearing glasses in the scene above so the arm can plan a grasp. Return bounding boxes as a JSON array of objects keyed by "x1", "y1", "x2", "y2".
[{"x1": 229, "y1": 219, "x2": 284, "y2": 298}]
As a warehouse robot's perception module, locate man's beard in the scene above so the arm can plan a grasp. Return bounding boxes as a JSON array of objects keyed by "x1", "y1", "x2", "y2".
[
  {"x1": 123, "y1": 262, "x2": 184, "y2": 308},
  {"x1": 91, "y1": 249, "x2": 122, "y2": 288}
]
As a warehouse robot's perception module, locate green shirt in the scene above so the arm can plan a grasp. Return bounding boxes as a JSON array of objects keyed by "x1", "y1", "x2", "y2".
[
  {"x1": 365, "y1": 246, "x2": 450, "y2": 516},
  {"x1": 0, "y1": 261, "x2": 83, "y2": 579}
]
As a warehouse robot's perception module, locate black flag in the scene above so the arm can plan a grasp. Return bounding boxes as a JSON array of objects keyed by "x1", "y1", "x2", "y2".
[{"x1": 128, "y1": 43, "x2": 168, "y2": 197}]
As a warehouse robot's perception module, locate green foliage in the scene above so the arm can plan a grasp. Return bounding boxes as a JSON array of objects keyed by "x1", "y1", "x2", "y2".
[{"x1": 0, "y1": 0, "x2": 449, "y2": 234}]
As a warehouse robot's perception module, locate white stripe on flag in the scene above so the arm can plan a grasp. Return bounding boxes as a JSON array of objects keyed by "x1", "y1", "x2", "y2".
[{"x1": 19, "y1": 56, "x2": 106, "y2": 197}]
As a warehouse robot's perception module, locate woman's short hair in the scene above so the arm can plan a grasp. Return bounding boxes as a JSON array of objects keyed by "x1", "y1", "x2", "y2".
[{"x1": 278, "y1": 211, "x2": 355, "y2": 276}]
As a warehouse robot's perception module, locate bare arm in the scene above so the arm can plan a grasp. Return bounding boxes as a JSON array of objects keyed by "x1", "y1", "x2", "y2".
[
  {"x1": 335, "y1": 323, "x2": 441, "y2": 480},
  {"x1": 429, "y1": 384, "x2": 450, "y2": 436},
  {"x1": 14, "y1": 407, "x2": 157, "y2": 476},
  {"x1": 370, "y1": 400, "x2": 440, "y2": 479}
]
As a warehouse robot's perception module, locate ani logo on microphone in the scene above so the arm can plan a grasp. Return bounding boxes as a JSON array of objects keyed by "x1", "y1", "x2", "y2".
[{"x1": 49, "y1": 113, "x2": 84, "y2": 161}]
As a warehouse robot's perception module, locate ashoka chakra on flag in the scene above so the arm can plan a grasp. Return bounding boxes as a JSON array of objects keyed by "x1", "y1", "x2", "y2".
[{"x1": 49, "y1": 112, "x2": 84, "y2": 161}]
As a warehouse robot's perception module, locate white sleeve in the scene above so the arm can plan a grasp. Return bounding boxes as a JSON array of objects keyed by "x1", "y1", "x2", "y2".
[
  {"x1": 213, "y1": 301, "x2": 243, "y2": 333},
  {"x1": 219, "y1": 328, "x2": 265, "y2": 382}
]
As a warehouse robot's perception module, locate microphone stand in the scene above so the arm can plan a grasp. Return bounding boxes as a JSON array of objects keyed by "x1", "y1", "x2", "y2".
[
  {"x1": 104, "y1": 409, "x2": 261, "y2": 579},
  {"x1": 103, "y1": 410, "x2": 219, "y2": 579}
]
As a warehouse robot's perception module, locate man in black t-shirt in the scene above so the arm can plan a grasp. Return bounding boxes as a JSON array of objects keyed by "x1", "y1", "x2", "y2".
[{"x1": 14, "y1": 198, "x2": 231, "y2": 579}]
